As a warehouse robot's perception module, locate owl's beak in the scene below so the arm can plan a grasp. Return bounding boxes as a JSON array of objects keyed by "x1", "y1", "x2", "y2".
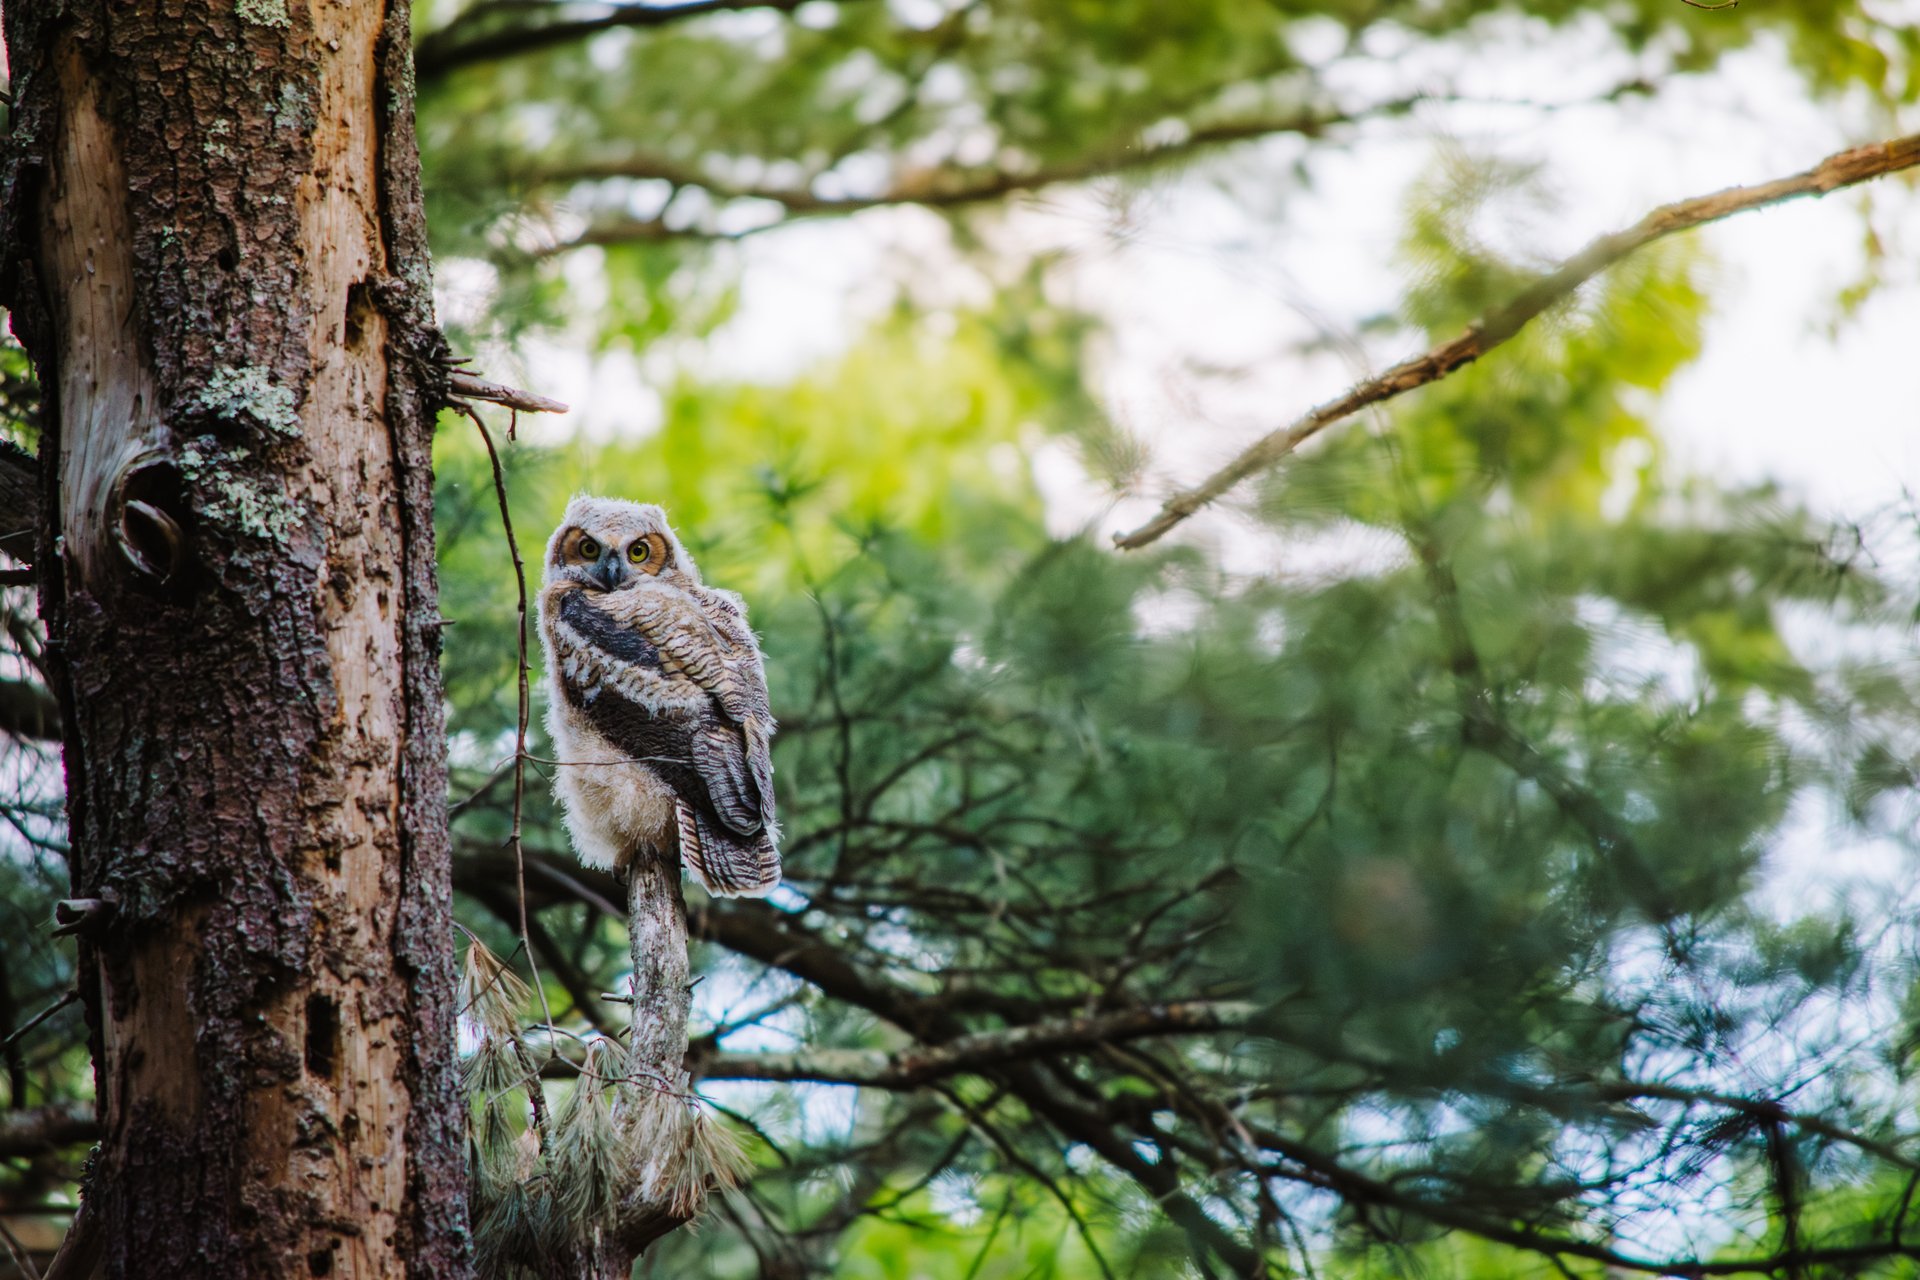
[{"x1": 588, "y1": 556, "x2": 627, "y2": 592}]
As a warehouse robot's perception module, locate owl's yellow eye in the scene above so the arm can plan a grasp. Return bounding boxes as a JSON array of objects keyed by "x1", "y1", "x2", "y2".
[
  {"x1": 628, "y1": 541, "x2": 651, "y2": 565},
  {"x1": 577, "y1": 536, "x2": 601, "y2": 559}
]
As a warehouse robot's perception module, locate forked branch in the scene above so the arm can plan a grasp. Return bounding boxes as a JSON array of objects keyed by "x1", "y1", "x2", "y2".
[{"x1": 1112, "y1": 130, "x2": 1920, "y2": 550}]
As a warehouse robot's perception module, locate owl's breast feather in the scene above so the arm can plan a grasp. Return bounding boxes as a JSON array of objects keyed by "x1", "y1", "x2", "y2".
[{"x1": 556, "y1": 588, "x2": 664, "y2": 669}]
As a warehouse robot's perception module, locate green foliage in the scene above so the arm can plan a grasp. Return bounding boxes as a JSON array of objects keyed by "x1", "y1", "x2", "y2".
[
  {"x1": 7, "y1": 2, "x2": 1920, "y2": 1276},
  {"x1": 414, "y1": 0, "x2": 1920, "y2": 357},
  {"x1": 457, "y1": 937, "x2": 743, "y2": 1277},
  {"x1": 428, "y1": 187, "x2": 1920, "y2": 1273}
]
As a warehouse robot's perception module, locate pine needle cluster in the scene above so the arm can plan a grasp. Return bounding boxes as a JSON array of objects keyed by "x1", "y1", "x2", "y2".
[{"x1": 458, "y1": 937, "x2": 746, "y2": 1277}]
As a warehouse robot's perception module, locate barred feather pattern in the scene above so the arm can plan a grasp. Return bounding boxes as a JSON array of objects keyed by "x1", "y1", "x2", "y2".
[{"x1": 538, "y1": 497, "x2": 781, "y2": 897}]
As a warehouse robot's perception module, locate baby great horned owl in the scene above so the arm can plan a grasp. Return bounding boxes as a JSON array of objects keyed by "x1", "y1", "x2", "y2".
[{"x1": 537, "y1": 496, "x2": 780, "y2": 897}]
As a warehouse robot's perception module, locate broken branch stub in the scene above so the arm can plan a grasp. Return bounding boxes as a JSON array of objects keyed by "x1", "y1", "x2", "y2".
[{"x1": 447, "y1": 370, "x2": 569, "y2": 415}]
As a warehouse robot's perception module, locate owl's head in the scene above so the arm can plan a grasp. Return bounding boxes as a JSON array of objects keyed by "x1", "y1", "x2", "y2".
[{"x1": 543, "y1": 495, "x2": 701, "y2": 593}]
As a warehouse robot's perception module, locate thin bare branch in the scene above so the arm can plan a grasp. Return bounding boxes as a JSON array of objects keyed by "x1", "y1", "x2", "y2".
[
  {"x1": 537, "y1": 81, "x2": 1661, "y2": 255},
  {"x1": 447, "y1": 369, "x2": 569, "y2": 415},
  {"x1": 459, "y1": 405, "x2": 557, "y2": 1046},
  {"x1": 0, "y1": 1217, "x2": 41, "y2": 1280},
  {"x1": 539, "y1": 100, "x2": 1434, "y2": 255},
  {"x1": 552, "y1": 107, "x2": 1399, "y2": 203},
  {"x1": 2, "y1": 989, "x2": 77, "y2": 1051},
  {"x1": 1113, "y1": 129, "x2": 1920, "y2": 550}
]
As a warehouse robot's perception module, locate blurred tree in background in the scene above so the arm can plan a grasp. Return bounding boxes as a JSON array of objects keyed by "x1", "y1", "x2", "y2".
[{"x1": 7, "y1": 1, "x2": 1920, "y2": 1276}]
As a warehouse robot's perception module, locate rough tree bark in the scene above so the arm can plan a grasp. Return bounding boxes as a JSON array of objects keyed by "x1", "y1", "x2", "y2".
[{"x1": 0, "y1": 0, "x2": 470, "y2": 1276}]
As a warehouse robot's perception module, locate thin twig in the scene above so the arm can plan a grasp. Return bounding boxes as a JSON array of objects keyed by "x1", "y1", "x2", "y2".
[
  {"x1": 938, "y1": 1085, "x2": 1120, "y2": 1280},
  {"x1": 447, "y1": 370, "x2": 568, "y2": 416},
  {"x1": 1113, "y1": 128, "x2": 1920, "y2": 549},
  {"x1": 447, "y1": 756, "x2": 515, "y2": 819},
  {"x1": 48, "y1": 900, "x2": 109, "y2": 939},
  {"x1": 0, "y1": 1215, "x2": 41, "y2": 1280},
  {"x1": 460, "y1": 404, "x2": 558, "y2": 1077},
  {"x1": 2, "y1": 990, "x2": 76, "y2": 1051}
]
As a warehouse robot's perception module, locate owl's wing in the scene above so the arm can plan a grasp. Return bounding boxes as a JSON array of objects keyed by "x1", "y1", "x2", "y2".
[{"x1": 555, "y1": 584, "x2": 777, "y2": 841}]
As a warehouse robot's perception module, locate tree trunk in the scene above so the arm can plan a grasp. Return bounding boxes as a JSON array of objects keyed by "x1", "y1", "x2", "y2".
[{"x1": 0, "y1": 1, "x2": 470, "y2": 1276}]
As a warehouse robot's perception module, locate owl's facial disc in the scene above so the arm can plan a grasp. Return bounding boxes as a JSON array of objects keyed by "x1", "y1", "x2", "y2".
[{"x1": 556, "y1": 526, "x2": 635, "y2": 592}]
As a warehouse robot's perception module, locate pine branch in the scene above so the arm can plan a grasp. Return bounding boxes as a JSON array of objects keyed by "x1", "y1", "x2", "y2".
[
  {"x1": 415, "y1": 0, "x2": 819, "y2": 83},
  {"x1": 528, "y1": 80, "x2": 1657, "y2": 255},
  {"x1": 541, "y1": 101, "x2": 1413, "y2": 219},
  {"x1": 694, "y1": 1000, "x2": 1258, "y2": 1087},
  {"x1": 1243, "y1": 1113, "x2": 1920, "y2": 1278},
  {"x1": 1112, "y1": 129, "x2": 1920, "y2": 550}
]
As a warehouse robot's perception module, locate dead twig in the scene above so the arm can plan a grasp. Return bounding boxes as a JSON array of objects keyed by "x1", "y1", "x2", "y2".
[
  {"x1": 49, "y1": 899, "x2": 111, "y2": 939},
  {"x1": 447, "y1": 370, "x2": 569, "y2": 416},
  {"x1": 2, "y1": 990, "x2": 77, "y2": 1051},
  {"x1": 1113, "y1": 129, "x2": 1920, "y2": 550},
  {"x1": 0, "y1": 1215, "x2": 41, "y2": 1280},
  {"x1": 457, "y1": 403, "x2": 558, "y2": 1073}
]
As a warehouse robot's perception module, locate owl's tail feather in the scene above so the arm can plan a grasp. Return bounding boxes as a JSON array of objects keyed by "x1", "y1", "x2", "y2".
[{"x1": 675, "y1": 800, "x2": 782, "y2": 898}]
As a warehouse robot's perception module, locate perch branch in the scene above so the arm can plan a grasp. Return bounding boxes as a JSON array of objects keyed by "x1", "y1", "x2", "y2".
[
  {"x1": 597, "y1": 853, "x2": 699, "y2": 1262},
  {"x1": 1113, "y1": 129, "x2": 1920, "y2": 550}
]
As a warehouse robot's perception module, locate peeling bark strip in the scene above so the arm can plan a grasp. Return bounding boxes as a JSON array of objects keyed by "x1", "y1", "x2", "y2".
[
  {"x1": 1112, "y1": 130, "x2": 1920, "y2": 550},
  {"x1": 0, "y1": 0, "x2": 468, "y2": 1276}
]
